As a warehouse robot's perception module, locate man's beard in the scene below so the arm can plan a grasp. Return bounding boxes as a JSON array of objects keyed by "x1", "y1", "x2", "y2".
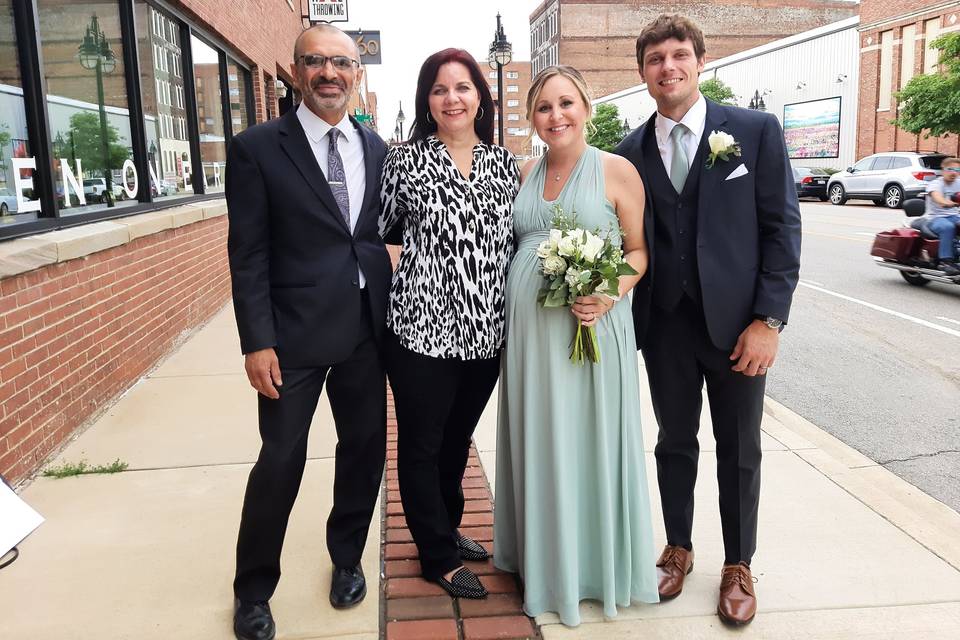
[{"x1": 304, "y1": 79, "x2": 349, "y2": 112}]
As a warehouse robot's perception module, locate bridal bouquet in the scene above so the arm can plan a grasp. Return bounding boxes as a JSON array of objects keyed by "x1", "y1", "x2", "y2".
[{"x1": 536, "y1": 203, "x2": 637, "y2": 364}]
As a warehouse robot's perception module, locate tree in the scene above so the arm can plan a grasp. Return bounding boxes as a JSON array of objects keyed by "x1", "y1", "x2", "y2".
[
  {"x1": 587, "y1": 103, "x2": 630, "y2": 151},
  {"x1": 699, "y1": 77, "x2": 737, "y2": 106},
  {"x1": 894, "y1": 32, "x2": 960, "y2": 138},
  {"x1": 66, "y1": 111, "x2": 130, "y2": 176}
]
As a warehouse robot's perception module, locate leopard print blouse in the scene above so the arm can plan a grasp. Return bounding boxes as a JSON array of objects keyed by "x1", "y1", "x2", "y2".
[{"x1": 380, "y1": 135, "x2": 519, "y2": 360}]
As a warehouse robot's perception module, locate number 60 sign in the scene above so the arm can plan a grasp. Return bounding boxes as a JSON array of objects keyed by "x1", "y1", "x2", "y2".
[{"x1": 345, "y1": 30, "x2": 382, "y2": 65}]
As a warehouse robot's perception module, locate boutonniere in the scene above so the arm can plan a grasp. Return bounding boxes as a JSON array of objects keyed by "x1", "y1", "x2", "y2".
[{"x1": 706, "y1": 130, "x2": 741, "y2": 169}]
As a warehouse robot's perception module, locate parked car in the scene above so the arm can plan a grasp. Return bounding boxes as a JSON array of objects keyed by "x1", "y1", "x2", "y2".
[
  {"x1": 151, "y1": 179, "x2": 178, "y2": 197},
  {"x1": 82, "y1": 177, "x2": 125, "y2": 203},
  {"x1": 793, "y1": 167, "x2": 830, "y2": 201},
  {"x1": 827, "y1": 152, "x2": 945, "y2": 208},
  {"x1": 0, "y1": 187, "x2": 18, "y2": 214}
]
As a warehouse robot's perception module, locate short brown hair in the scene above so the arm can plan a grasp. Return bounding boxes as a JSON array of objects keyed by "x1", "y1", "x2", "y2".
[
  {"x1": 943, "y1": 157, "x2": 960, "y2": 167},
  {"x1": 636, "y1": 14, "x2": 706, "y2": 67}
]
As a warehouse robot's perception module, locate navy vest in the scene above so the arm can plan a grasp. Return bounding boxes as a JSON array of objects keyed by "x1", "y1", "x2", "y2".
[{"x1": 642, "y1": 128, "x2": 705, "y2": 311}]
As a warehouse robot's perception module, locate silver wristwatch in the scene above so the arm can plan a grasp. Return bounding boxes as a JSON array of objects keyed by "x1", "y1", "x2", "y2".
[{"x1": 761, "y1": 316, "x2": 783, "y2": 330}]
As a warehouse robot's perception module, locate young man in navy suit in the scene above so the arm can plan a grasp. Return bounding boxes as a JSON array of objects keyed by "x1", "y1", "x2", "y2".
[
  {"x1": 226, "y1": 24, "x2": 391, "y2": 640},
  {"x1": 615, "y1": 14, "x2": 801, "y2": 626}
]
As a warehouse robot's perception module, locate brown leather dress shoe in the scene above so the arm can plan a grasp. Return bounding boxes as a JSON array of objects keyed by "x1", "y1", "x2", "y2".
[
  {"x1": 717, "y1": 562, "x2": 757, "y2": 626},
  {"x1": 655, "y1": 545, "x2": 694, "y2": 600}
]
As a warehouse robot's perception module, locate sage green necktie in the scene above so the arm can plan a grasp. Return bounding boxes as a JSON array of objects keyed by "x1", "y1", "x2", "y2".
[{"x1": 669, "y1": 123, "x2": 689, "y2": 194}]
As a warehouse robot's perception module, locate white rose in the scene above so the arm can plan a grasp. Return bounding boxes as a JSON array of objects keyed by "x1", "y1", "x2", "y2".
[
  {"x1": 536, "y1": 240, "x2": 553, "y2": 259},
  {"x1": 565, "y1": 267, "x2": 582, "y2": 289},
  {"x1": 543, "y1": 255, "x2": 567, "y2": 276},
  {"x1": 581, "y1": 232, "x2": 605, "y2": 263},
  {"x1": 557, "y1": 233, "x2": 578, "y2": 258},
  {"x1": 708, "y1": 130, "x2": 735, "y2": 154},
  {"x1": 549, "y1": 228, "x2": 563, "y2": 250}
]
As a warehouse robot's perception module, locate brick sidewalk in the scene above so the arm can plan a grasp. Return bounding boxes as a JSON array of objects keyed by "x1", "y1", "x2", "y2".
[{"x1": 380, "y1": 390, "x2": 540, "y2": 640}]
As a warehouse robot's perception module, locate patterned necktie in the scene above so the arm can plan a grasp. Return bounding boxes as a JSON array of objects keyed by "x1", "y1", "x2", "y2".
[
  {"x1": 669, "y1": 123, "x2": 689, "y2": 194},
  {"x1": 327, "y1": 128, "x2": 350, "y2": 226}
]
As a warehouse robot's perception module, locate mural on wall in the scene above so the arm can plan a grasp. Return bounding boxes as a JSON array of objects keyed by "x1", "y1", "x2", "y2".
[{"x1": 784, "y1": 97, "x2": 841, "y2": 159}]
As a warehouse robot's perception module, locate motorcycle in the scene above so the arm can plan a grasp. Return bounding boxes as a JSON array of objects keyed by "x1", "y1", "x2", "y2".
[{"x1": 870, "y1": 196, "x2": 960, "y2": 287}]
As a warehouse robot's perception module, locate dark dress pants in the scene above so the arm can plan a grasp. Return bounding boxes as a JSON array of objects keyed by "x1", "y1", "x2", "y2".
[
  {"x1": 642, "y1": 297, "x2": 765, "y2": 565},
  {"x1": 233, "y1": 295, "x2": 386, "y2": 602},
  {"x1": 384, "y1": 330, "x2": 500, "y2": 580}
]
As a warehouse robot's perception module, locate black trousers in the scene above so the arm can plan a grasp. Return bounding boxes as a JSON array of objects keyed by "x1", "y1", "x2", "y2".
[
  {"x1": 233, "y1": 294, "x2": 386, "y2": 602},
  {"x1": 642, "y1": 297, "x2": 765, "y2": 565},
  {"x1": 384, "y1": 330, "x2": 500, "y2": 580}
]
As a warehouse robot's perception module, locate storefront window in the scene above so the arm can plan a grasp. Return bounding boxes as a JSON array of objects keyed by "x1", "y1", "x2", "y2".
[
  {"x1": 39, "y1": 0, "x2": 138, "y2": 215},
  {"x1": 226, "y1": 59, "x2": 249, "y2": 135},
  {"x1": 136, "y1": 0, "x2": 193, "y2": 201},
  {"x1": 192, "y1": 34, "x2": 225, "y2": 193},
  {"x1": 0, "y1": 1, "x2": 36, "y2": 221}
]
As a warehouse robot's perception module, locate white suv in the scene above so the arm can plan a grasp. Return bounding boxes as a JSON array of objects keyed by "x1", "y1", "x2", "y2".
[
  {"x1": 826, "y1": 152, "x2": 946, "y2": 208},
  {"x1": 82, "y1": 178, "x2": 125, "y2": 203}
]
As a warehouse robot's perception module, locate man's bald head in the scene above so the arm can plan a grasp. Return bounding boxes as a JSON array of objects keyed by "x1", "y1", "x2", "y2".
[{"x1": 293, "y1": 24, "x2": 360, "y2": 61}]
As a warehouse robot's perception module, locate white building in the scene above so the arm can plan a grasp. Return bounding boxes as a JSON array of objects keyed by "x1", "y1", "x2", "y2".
[{"x1": 593, "y1": 17, "x2": 861, "y2": 170}]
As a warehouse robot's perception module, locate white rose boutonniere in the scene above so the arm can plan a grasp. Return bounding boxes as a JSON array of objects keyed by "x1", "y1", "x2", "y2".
[{"x1": 706, "y1": 130, "x2": 741, "y2": 169}]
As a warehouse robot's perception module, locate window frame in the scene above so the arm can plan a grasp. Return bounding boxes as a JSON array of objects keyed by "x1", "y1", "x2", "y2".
[{"x1": 0, "y1": 0, "x2": 255, "y2": 241}]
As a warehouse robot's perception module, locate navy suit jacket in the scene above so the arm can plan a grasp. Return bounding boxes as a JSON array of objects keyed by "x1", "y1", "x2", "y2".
[
  {"x1": 615, "y1": 99, "x2": 802, "y2": 350},
  {"x1": 226, "y1": 109, "x2": 392, "y2": 368}
]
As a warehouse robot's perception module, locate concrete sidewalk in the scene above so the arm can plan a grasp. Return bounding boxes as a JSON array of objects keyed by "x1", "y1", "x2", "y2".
[{"x1": 2, "y1": 302, "x2": 960, "y2": 639}]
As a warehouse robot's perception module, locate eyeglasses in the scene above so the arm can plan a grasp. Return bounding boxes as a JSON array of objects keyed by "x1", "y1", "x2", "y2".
[
  {"x1": 297, "y1": 54, "x2": 359, "y2": 70},
  {"x1": 944, "y1": 167, "x2": 960, "y2": 173}
]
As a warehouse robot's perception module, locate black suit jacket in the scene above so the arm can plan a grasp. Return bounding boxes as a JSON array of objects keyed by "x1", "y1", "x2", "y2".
[
  {"x1": 226, "y1": 109, "x2": 391, "y2": 368},
  {"x1": 615, "y1": 99, "x2": 802, "y2": 350}
]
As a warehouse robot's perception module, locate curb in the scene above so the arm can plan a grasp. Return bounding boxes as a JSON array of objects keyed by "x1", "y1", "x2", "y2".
[{"x1": 763, "y1": 397, "x2": 960, "y2": 571}]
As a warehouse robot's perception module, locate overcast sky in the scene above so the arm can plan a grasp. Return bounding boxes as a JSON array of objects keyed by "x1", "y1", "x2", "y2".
[{"x1": 333, "y1": 1, "x2": 542, "y2": 138}]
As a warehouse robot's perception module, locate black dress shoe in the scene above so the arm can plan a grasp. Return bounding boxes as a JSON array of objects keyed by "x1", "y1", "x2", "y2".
[
  {"x1": 433, "y1": 566, "x2": 488, "y2": 599},
  {"x1": 330, "y1": 564, "x2": 367, "y2": 609},
  {"x1": 234, "y1": 600, "x2": 275, "y2": 640},
  {"x1": 457, "y1": 533, "x2": 490, "y2": 561}
]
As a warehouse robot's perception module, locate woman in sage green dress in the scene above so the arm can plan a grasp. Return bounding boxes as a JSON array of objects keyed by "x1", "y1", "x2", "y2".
[{"x1": 493, "y1": 65, "x2": 659, "y2": 626}]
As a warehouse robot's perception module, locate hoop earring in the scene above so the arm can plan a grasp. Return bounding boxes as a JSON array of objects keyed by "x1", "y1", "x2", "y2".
[
  {"x1": 476, "y1": 106, "x2": 484, "y2": 121},
  {"x1": 426, "y1": 111, "x2": 434, "y2": 124}
]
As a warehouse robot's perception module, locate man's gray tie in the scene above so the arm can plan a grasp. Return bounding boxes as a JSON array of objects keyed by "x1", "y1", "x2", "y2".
[
  {"x1": 327, "y1": 128, "x2": 350, "y2": 227},
  {"x1": 670, "y1": 123, "x2": 690, "y2": 194}
]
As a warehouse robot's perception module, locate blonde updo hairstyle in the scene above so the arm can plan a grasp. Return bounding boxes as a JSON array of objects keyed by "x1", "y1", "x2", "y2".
[{"x1": 525, "y1": 65, "x2": 596, "y2": 136}]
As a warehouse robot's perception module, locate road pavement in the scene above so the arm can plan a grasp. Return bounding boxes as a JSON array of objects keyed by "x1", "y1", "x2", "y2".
[{"x1": 767, "y1": 199, "x2": 960, "y2": 512}]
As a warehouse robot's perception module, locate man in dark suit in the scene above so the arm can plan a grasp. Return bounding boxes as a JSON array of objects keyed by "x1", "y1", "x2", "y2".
[
  {"x1": 614, "y1": 14, "x2": 801, "y2": 627},
  {"x1": 226, "y1": 24, "x2": 391, "y2": 640}
]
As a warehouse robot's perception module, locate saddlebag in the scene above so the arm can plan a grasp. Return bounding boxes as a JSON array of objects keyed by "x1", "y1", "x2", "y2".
[{"x1": 871, "y1": 228, "x2": 921, "y2": 261}]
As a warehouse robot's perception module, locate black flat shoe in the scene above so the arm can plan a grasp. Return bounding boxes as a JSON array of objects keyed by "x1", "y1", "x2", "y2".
[
  {"x1": 457, "y1": 534, "x2": 490, "y2": 561},
  {"x1": 234, "y1": 600, "x2": 275, "y2": 640},
  {"x1": 330, "y1": 564, "x2": 367, "y2": 609},
  {"x1": 433, "y1": 566, "x2": 488, "y2": 599}
]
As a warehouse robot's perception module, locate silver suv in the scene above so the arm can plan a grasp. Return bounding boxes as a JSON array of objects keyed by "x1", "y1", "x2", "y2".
[{"x1": 827, "y1": 152, "x2": 946, "y2": 208}]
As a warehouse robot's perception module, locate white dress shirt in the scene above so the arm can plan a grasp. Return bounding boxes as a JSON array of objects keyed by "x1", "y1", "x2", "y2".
[
  {"x1": 655, "y1": 93, "x2": 707, "y2": 178},
  {"x1": 297, "y1": 102, "x2": 367, "y2": 287}
]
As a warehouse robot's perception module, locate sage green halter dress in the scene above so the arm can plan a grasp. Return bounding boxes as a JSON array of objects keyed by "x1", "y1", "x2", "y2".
[{"x1": 493, "y1": 146, "x2": 659, "y2": 626}]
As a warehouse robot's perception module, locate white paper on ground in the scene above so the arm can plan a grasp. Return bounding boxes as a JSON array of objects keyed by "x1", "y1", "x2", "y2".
[{"x1": 0, "y1": 482, "x2": 44, "y2": 556}]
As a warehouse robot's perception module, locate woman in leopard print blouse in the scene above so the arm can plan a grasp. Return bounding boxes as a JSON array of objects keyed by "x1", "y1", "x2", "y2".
[{"x1": 379, "y1": 48, "x2": 519, "y2": 599}]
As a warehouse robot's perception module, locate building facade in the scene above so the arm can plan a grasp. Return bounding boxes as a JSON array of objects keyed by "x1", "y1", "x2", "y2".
[
  {"x1": 0, "y1": 0, "x2": 376, "y2": 485},
  {"x1": 529, "y1": 0, "x2": 860, "y2": 98},
  {"x1": 594, "y1": 17, "x2": 861, "y2": 170},
  {"x1": 857, "y1": 1, "x2": 960, "y2": 158},
  {"x1": 486, "y1": 60, "x2": 534, "y2": 159}
]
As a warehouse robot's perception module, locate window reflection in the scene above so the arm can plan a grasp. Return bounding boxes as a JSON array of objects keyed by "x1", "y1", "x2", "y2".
[
  {"x1": 0, "y1": 0, "x2": 36, "y2": 221},
  {"x1": 192, "y1": 34, "x2": 225, "y2": 193},
  {"x1": 226, "y1": 59, "x2": 249, "y2": 135},
  {"x1": 136, "y1": 0, "x2": 193, "y2": 201},
  {"x1": 39, "y1": 0, "x2": 138, "y2": 215}
]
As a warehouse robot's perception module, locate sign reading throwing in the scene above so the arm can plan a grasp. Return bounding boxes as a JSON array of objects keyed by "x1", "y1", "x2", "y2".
[{"x1": 308, "y1": 0, "x2": 348, "y2": 23}]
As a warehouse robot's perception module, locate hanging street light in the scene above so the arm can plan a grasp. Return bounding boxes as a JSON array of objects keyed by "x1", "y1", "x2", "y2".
[
  {"x1": 488, "y1": 13, "x2": 512, "y2": 147},
  {"x1": 77, "y1": 14, "x2": 118, "y2": 206}
]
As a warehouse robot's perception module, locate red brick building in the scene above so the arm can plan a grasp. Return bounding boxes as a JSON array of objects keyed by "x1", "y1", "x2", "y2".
[
  {"x1": 530, "y1": 0, "x2": 860, "y2": 98},
  {"x1": 856, "y1": 1, "x2": 960, "y2": 157},
  {"x1": 486, "y1": 61, "x2": 535, "y2": 159}
]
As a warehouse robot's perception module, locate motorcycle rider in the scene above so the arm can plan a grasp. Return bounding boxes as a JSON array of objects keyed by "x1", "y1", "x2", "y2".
[{"x1": 924, "y1": 157, "x2": 960, "y2": 276}]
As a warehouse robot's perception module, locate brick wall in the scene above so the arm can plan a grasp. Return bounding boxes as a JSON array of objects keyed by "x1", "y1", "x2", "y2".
[
  {"x1": 0, "y1": 217, "x2": 231, "y2": 485},
  {"x1": 857, "y1": 4, "x2": 960, "y2": 157}
]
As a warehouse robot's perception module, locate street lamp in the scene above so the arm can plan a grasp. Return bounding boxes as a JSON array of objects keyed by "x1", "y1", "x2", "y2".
[
  {"x1": 396, "y1": 102, "x2": 406, "y2": 141},
  {"x1": 488, "y1": 13, "x2": 512, "y2": 146},
  {"x1": 77, "y1": 14, "x2": 117, "y2": 206},
  {"x1": 747, "y1": 89, "x2": 767, "y2": 112}
]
